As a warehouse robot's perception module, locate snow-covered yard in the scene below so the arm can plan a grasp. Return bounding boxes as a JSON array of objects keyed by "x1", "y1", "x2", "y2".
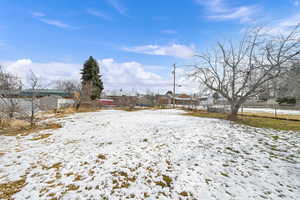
[{"x1": 0, "y1": 109, "x2": 299, "y2": 200}]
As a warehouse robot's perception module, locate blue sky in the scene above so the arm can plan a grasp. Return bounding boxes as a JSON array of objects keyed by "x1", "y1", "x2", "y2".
[{"x1": 0, "y1": 0, "x2": 299, "y2": 93}]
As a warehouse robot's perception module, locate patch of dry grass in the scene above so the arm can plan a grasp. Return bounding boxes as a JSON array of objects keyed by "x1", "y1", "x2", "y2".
[
  {"x1": 237, "y1": 116, "x2": 300, "y2": 132},
  {"x1": 30, "y1": 133, "x2": 52, "y2": 141},
  {"x1": 0, "y1": 177, "x2": 26, "y2": 200},
  {"x1": 184, "y1": 111, "x2": 300, "y2": 132},
  {"x1": 1, "y1": 122, "x2": 62, "y2": 136},
  {"x1": 0, "y1": 119, "x2": 29, "y2": 129},
  {"x1": 113, "y1": 107, "x2": 151, "y2": 112},
  {"x1": 53, "y1": 106, "x2": 102, "y2": 118},
  {"x1": 111, "y1": 171, "x2": 137, "y2": 189},
  {"x1": 43, "y1": 162, "x2": 63, "y2": 170},
  {"x1": 65, "y1": 184, "x2": 79, "y2": 191},
  {"x1": 183, "y1": 110, "x2": 227, "y2": 119},
  {"x1": 97, "y1": 154, "x2": 107, "y2": 160}
]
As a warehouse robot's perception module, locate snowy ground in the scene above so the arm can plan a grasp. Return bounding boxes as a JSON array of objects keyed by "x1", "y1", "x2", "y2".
[{"x1": 0, "y1": 109, "x2": 299, "y2": 200}]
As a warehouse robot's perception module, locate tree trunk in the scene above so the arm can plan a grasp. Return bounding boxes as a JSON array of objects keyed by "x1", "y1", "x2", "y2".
[
  {"x1": 227, "y1": 103, "x2": 240, "y2": 121},
  {"x1": 8, "y1": 112, "x2": 13, "y2": 119},
  {"x1": 30, "y1": 97, "x2": 34, "y2": 127}
]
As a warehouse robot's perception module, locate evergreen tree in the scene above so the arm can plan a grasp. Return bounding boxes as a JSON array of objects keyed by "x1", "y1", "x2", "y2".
[{"x1": 81, "y1": 56, "x2": 104, "y2": 100}]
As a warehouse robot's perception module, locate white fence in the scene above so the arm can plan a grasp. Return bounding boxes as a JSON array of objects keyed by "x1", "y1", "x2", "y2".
[{"x1": 0, "y1": 97, "x2": 75, "y2": 118}]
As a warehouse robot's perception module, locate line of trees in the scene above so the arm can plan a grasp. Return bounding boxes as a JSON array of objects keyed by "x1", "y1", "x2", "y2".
[
  {"x1": 0, "y1": 66, "x2": 23, "y2": 118},
  {"x1": 0, "y1": 67, "x2": 40, "y2": 127},
  {"x1": 0, "y1": 56, "x2": 104, "y2": 126}
]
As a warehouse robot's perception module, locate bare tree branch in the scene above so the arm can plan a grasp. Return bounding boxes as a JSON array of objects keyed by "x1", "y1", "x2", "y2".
[{"x1": 192, "y1": 24, "x2": 300, "y2": 120}]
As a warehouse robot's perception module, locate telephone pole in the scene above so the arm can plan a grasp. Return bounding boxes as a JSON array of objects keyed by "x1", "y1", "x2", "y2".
[{"x1": 172, "y1": 64, "x2": 176, "y2": 108}]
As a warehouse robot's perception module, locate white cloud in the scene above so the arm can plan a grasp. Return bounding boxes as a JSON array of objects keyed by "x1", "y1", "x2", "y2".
[
  {"x1": 161, "y1": 29, "x2": 177, "y2": 34},
  {"x1": 195, "y1": 0, "x2": 226, "y2": 13},
  {"x1": 123, "y1": 44, "x2": 196, "y2": 59},
  {"x1": 278, "y1": 13, "x2": 300, "y2": 27},
  {"x1": 31, "y1": 12, "x2": 46, "y2": 17},
  {"x1": 1, "y1": 59, "x2": 81, "y2": 87},
  {"x1": 195, "y1": 0, "x2": 257, "y2": 22},
  {"x1": 0, "y1": 58, "x2": 200, "y2": 94},
  {"x1": 86, "y1": 9, "x2": 112, "y2": 21},
  {"x1": 106, "y1": 0, "x2": 126, "y2": 15},
  {"x1": 38, "y1": 18, "x2": 72, "y2": 28},
  {"x1": 263, "y1": 13, "x2": 300, "y2": 35},
  {"x1": 174, "y1": 67, "x2": 200, "y2": 94},
  {"x1": 100, "y1": 58, "x2": 169, "y2": 92},
  {"x1": 31, "y1": 11, "x2": 72, "y2": 29},
  {"x1": 209, "y1": 6, "x2": 256, "y2": 22}
]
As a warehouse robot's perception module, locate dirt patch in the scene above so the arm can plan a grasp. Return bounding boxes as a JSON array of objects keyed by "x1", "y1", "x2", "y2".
[{"x1": 0, "y1": 177, "x2": 26, "y2": 200}]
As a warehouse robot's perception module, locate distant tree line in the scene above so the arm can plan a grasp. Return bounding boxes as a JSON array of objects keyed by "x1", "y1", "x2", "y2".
[{"x1": 0, "y1": 56, "x2": 104, "y2": 126}]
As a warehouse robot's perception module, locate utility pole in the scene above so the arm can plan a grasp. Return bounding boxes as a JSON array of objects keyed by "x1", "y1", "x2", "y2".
[{"x1": 172, "y1": 64, "x2": 176, "y2": 108}]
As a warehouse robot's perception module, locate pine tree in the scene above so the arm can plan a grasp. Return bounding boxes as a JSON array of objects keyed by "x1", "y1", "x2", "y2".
[{"x1": 81, "y1": 56, "x2": 104, "y2": 100}]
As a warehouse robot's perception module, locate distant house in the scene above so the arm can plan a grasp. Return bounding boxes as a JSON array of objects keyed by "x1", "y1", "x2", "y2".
[
  {"x1": 107, "y1": 95, "x2": 137, "y2": 107},
  {"x1": 156, "y1": 93, "x2": 198, "y2": 105},
  {"x1": 96, "y1": 99, "x2": 116, "y2": 106},
  {"x1": 136, "y1": 95, "x2": 156, "y2": 107},
  {"x1": 0, "y1": 90, "x2": 21, "y2": 97},
  {"x1": 199, "y1": 95, "x2": 214, "y2": 106},
  {"x1": 20, "y1": 89, "x2": 72, "y2": 98},
  {"x1": 174, "y1": 94, "x2": 196, "y2": 105},
  {"x1": 156, "y1": 95, "x2": 172, "y2": 105},
  {"x1": 39, "y1": 95, "x2": 75, "y2": 110}
]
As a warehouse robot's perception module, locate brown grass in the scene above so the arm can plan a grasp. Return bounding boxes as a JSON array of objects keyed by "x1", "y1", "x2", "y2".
[
  {"x1": 41, "y1": 162, "x2": 62, "y2": 170},
  {"x1": 65, "y1": 184, "x2": 79, "y2": 191},
  {"x1": 97, "y1": 154, "x2": 107, "y2": 160},
  {"x1": 0, "y1": 178, "x2": 26, "y2": 200},
  {"x1": 30, "y1": 133, "x2": 52, "y2": 141},
  {"x1": 1, "y1": 122, "x2": 62, "y2": 136},
  {"x1": 184, "y1": 110, "x2": 300, "y2": 132},
  {"x1": 113, "y1": 107, "x2": 151, "y2": 112},
  {"x1": 52, "y1": 106, "x2": 102, "y2": 118},
  {"x1": 110, "y1": 171, "x2": 137, "y2": 190},
  {"x1": 0, "y1": 119, "x2": 29, "y2": 129}
]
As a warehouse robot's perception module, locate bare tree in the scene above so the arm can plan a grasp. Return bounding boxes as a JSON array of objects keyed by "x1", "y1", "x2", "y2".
[
  {"x1": 276, "y1": 61, "x2": 300, "y2": 99},
  {"x1": 0, "y1": 66, "x2": 23, "y2": 119},
  {"x1": 192, "y1": 25, "x2": 300, "y2": 120},
  {"x1": 55, "y1": 80, "x2": 81, "y2": 94},
  {"x1": 28, "y1": 70, "x2": 40, "y2": 127}
]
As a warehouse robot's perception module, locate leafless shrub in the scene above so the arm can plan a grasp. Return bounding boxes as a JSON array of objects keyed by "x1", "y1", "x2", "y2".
[{"x1": 0, "y1": 66, "x2": 23, "y2": 119}]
